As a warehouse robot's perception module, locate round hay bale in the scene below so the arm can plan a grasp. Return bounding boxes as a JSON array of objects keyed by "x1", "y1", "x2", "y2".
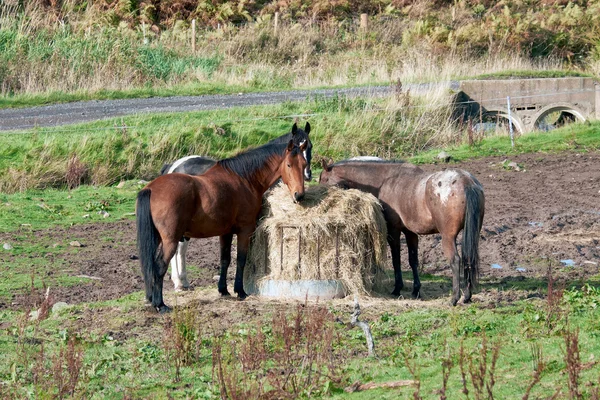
[{"x1": 245, "y1": 182, "x2": 389, "y2": 298}]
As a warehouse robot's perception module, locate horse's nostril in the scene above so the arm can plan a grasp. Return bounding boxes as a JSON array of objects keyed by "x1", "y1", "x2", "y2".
[{"x1": 295, "y1": 192, "x2": 305, "y2": 202}]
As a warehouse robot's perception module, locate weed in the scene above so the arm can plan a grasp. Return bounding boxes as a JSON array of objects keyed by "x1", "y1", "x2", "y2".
[
  {"x1": 66, "y1": 154, "x2": 88, "y2": 189},
  {"x1": 163, "y1": 305, "x2": 199, "y2": 382},
  {"x1": 457, "y1": 333, "x2": 501, "y2": 400},
  {"x1": 403, "y1": 350, "x2": 422, "y2": 400},
  {"x1": 564, "y1": 284, "x2": 600, "y2": 313},
  {"x1": 212, "y1": 303, "x2": 345, "y2": 399},
  {"x1": 522, "y1": 344, "x2": 546, "y2": 400},
  {"x1": 437, "y1": 342, "x2": 454, "y2": 400}
]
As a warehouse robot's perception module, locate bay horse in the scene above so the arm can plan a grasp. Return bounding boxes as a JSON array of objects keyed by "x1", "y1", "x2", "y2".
[
  {"x1": 158, "y1": 122, "x2": 313, "y2": 291},
  {"x1": 137, "y1": 140, "x2": 308, "y2": 312},
  {"x1": 319, "y1": 159, "x2": 485, "y2": 306}
]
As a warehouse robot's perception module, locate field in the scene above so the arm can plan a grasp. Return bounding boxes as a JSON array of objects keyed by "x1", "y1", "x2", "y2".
[
  {"x1": 1, "y1": 141, "x2": 599, "y2": 398},
  {"x1": 2, "y1": 1, "x2": 600, "y2": 397}
]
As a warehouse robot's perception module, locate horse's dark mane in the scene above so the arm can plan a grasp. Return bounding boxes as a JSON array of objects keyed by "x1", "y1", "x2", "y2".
[
  {"x1": 333, "y1": 159, "x2": 406, "y2": 167},
  {"x1": 218, "y1": 141, "x2": 300, "y2": 180}
]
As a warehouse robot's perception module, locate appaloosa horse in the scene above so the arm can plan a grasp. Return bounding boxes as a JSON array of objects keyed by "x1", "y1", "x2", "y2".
[
  {"x1": 137, "y1": 140, "x2": 307, "y2": 312},
  {"x1": 319, "y1": 159, "x2": 484, "y2": 305},
  {"x1": 159, "y1": 122, "x2": 313, "y2": 291}
]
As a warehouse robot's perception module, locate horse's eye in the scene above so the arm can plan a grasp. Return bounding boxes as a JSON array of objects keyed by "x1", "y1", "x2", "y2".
[{"x1": 287, "y1": 163, "x2": 291, "y2": 168}]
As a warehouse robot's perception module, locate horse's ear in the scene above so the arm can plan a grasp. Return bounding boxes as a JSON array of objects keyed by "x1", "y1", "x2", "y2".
[
  {"x1": 320, "y1": 159, "x2": 329, "y2": 170},
  {"x1": 291, "y1": 123, "x2": 298, "y2": 136},
  {"x1": 304, "y1": 122, "x2": 311, "y2": 135},
  {"x1": 287, "y1": 139, "x2": 294, "y2": 151}
]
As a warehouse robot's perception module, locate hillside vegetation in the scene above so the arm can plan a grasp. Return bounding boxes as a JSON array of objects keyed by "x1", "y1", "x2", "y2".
[{"x1": 1, "y1": 0, "x2": 599, "y2": 104}]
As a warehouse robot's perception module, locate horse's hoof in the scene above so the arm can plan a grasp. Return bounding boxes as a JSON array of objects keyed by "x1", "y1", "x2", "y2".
[
  {"x1": 156, "y1": 305, "x2": 172, "y2": 314},
  {"x1": 450, "y1": 299, "x2": 459, "y2": 307},
  {"x1": 236, "y1": 291, "x2": 248, "y2": 300},
  {"x1": 220, "y1": 290, "x2": 231, "y2": 297},
  {"x1": 391, "y1": 290, "x2": 401, "y2": 297},
  {"x1": 412, "y1": 291, "x2": 421, "y2": 299},
  {"x1": 174, "y1": 286, "x2": 192, "y2": 292}
]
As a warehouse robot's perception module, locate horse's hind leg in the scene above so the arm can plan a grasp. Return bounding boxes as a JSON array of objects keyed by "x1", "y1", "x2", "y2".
[
  {"x1": 388, "y1": 228, "x2": 404, "y2": 296},
  {"x1": 441, "y1": 235, "x2": 461, "y2": 306},
  {"x1": 153, "y1": 239, "x2": 178, "y2": 313},
  {"x1": 170, "y1": 237, "x2": 191, "y2": 291},
  {"x1": 464, "y1": 268, "x2": 473, "y2": 304},
  {"x1": 218, "y1": 233, "x2": 233, "y2": 296},
  {"x1": 404, "y1": 231, "x2": 421, "y2": 299}
]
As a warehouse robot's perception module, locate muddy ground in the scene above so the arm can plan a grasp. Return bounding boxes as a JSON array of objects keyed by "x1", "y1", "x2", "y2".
[{"x1": 3, "y1": 151, "x2": 600, "y2": 311}]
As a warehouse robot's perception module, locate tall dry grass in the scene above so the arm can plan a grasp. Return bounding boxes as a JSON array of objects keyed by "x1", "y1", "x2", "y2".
[{"x1": 0, "y1": 4, "x2": 576, "y2": 98}]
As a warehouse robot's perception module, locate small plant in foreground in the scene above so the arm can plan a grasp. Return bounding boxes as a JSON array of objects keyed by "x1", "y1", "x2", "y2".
[
  {"x1": 563, "y1": 327, "x2": 582, "y2": 400},
  {"x1": 522, "y1": 344, "x2": 546, "y2": 400},
  {"x1": 403, "y1": 350, "x2": 422, "y2": 400},
  {"x1": 437, "y1": 342, "x2": 454, "y2": 400},
  {"x1": 212, "y1": 303, "x2": 345, "y2": 399},
  {"x1": 163, "y1": 305, "x2": 199, "y2": 382},
  {"x1": 458, "y1": 333, "x2": 501, "y2": 400}
]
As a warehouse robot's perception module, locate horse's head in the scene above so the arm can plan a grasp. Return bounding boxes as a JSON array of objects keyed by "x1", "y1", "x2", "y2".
[
  {"x1": 281, "y1": 140, "x2": 308, "y2": 203},
  {"x1": 318, "y1": 159, "x2": 346, "y2": 188},
  {"x1": 291, "y1": 122, "x2": 312, "y2": 181}
]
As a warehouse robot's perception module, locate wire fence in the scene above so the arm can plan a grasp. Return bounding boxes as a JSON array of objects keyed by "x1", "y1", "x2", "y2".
[{"x1": 1, "y1": 85, "x2": 597, "y2": 136}]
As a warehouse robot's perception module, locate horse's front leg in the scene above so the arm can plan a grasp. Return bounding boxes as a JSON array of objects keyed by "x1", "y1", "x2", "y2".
[
  {"x1": 404, "y1": 231, "x2": 421, "y2": 299},
  {"x1": 170, "y1": 237, "x2": 191, "y2": 291},
  {"x1": 218, "y1": 233, "x2": 233, "y2": 296},
  {"x1": 388, "y1": 228, "x2": 403, "y2": 296},
  {"x1": 441, "y1": 235, "x2": 460, "y2": 306},
  {"x1": 233, "y1": 230, "x2": 251, "y2": 299}
]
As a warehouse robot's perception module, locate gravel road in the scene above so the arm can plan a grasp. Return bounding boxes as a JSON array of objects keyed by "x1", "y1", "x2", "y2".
[{"x1": 0, "y1": 82, "x2": 458, "y2": 132}]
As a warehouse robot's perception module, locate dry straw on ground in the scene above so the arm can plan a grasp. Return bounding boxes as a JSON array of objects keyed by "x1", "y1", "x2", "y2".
[{"x1": 246, "y1": 183, "x2": 389, "y2": 296}]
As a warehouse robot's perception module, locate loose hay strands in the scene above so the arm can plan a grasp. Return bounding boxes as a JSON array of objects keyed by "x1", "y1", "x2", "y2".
[{"x1": 246, "y1": 183, "x2": 389, "y2": 296}]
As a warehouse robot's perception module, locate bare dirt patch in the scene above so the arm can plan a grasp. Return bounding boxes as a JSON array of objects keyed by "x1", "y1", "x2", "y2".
[{"x1": 2, "y1": 151, "x2": 599, "y2": 310}]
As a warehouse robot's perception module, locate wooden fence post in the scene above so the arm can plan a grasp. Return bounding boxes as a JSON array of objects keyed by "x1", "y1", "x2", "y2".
[
  {"x1": 274, "y1": 12, "x2": 280, "y2": 35},
  {"x1": 360, "y1": 13, "x2": 368, "y2": 31},
  {"x1": 191, "y1": 19, "x2": 196, "y2": 53}
]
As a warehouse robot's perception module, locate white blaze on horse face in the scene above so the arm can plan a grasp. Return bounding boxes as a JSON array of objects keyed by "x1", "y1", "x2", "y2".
[
  {"x1": 433, "y1": 170, "x2": 460, "y2": 204},
  {"x1": 299, "y1": 140, "x2": 310, "y2": 179},
  {"x1": 168, "y1": 155, "x2": 205, "y2": 174}
]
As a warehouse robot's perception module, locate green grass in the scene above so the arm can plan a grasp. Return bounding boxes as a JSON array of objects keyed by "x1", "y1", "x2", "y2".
[
  {"x1": 1, "y1": 287, "x2": 599, "y2": 398},
  {"x1": 0, "y1": 185, "x2": 138, "y2": 232},
  {"x1": 411, "y1": 122, "x2": 600, "y2": 164}
]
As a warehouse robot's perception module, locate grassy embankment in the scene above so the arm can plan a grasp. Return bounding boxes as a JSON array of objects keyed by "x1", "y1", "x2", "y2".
[{"x1": 3, "y1": 94, "x2": 600, "y2": 193}]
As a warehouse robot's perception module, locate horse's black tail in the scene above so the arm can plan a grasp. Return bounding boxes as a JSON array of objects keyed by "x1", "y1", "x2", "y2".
[
  {"x1": 159, "y1": 163, "x2": 172, "y2": 175},
  {"x1": 136, "y1": 188, "x2": 160, "y2": 303},
  {"x1": 461, "y1": 185, "x2": 485, "y2": 288}
]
